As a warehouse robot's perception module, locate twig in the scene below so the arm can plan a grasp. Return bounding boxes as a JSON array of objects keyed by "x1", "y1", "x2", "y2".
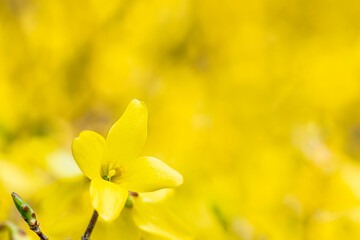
[
  {"x1": 33, "y1": 226, "x2": 49, "y2": 240},
  {"x1": 81, "y1": 210, "x2": 99, "y2": 240},
  {"x1": 11, "y1": 192, "x2": 49, "y2": 240}
]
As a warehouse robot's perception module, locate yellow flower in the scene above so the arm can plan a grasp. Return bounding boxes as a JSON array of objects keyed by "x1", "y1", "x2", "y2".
[{"x1": 72, "y1": 99, "x2": 183, "y2": 221}]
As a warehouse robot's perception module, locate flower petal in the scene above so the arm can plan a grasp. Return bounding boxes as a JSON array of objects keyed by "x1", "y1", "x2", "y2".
[
  {"x1": 139, "y1": 189, "x2": 174, "y2": 203},
  {"x1": 72, "y1": 131, "x2": 106, "y2": 180},
  {"x1": 122, "y1": 157, "x2": 183, "y2": 192},
  {"x1": 132, "y1": 200, "x2": 192, "y2": 240},
  {"x1": 91, "y1": 209, "x2": 141, "y2": 239},
  {"x1": 90, "y1": 178, "x2": 128, "y2": 221},
  {"x1": 106, "y1": 99, "x2": 148, "y2": 168}
]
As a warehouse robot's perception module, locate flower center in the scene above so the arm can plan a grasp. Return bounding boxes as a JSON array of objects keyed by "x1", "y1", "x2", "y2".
[
  {"x1": 102, "y1": 166, "x2": 122, "y2": 182},
  {"x1": 107, "y1": 169, "x2": 116, "y2": 180}
]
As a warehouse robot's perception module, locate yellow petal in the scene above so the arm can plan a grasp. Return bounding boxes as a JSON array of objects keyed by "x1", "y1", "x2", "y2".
[
  {"x1": 91, "y1": 209, "x2": 141, "y2": 239},
  {"x1": 132, "y1": 200, "x2": 192, "y2": 240},
  {"x1": 139, "y1": 189, "x2": 174, "y2": 203},
  {"x1": 90, "y1": 178, "x2": 128, "y2": 221},
  {"x1": 72, "y1": 131, "x2": 107, "y2": 180},
  {"x1": 123, "y1": 157, "x2": 183, "y2": 192},
  {"x1": 106, "y1": 99, "x2": 148, "y2": 168}
]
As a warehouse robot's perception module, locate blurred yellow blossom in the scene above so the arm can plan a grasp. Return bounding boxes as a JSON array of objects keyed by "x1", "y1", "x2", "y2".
[
  {"x1": 0, "y1": 221, "x2": 31, "y2": 240},
  {"x1": 131, "y1": 190, "x2": 192, "y2": 240}
]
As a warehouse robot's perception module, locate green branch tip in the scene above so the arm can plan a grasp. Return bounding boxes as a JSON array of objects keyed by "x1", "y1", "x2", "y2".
[
  {"x1": 11, "y1": 192, "x2": 48, "y2": 240},
  {"x1": 11, "y1": 192, "x2": 39, "y2": 230}
]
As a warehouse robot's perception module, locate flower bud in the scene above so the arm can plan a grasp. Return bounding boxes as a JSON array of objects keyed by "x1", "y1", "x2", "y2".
[{"x1": 11, "y1": 192, "x2": 39, "y2": 230}]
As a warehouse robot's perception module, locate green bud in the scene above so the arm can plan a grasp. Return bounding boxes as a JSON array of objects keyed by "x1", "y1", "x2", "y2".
[
  {"x1": 11, "y1": 193, "x2": 39, "y2": 230},
  {"x1": 125, "y1": 195, "x2": 135, "y2": 209}
]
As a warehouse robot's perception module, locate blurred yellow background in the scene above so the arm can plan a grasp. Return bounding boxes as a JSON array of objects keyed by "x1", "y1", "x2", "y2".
[{"x1": 1, "y1": 0, "x2": 360, "y2": 239}]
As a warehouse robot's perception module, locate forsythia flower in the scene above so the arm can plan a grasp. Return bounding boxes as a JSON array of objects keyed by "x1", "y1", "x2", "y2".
[{"x1": 72, "y1": 99, "x2": 183, "y2": 221}]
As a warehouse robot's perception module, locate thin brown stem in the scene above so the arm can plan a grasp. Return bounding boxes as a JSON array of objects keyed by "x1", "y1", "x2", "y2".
[
  {"x1": 33, "y1": 226, "x2": 49, "y2": 240},
  {"x1": 82, "y1": 210, "x2": 99, "y2": 240}
]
